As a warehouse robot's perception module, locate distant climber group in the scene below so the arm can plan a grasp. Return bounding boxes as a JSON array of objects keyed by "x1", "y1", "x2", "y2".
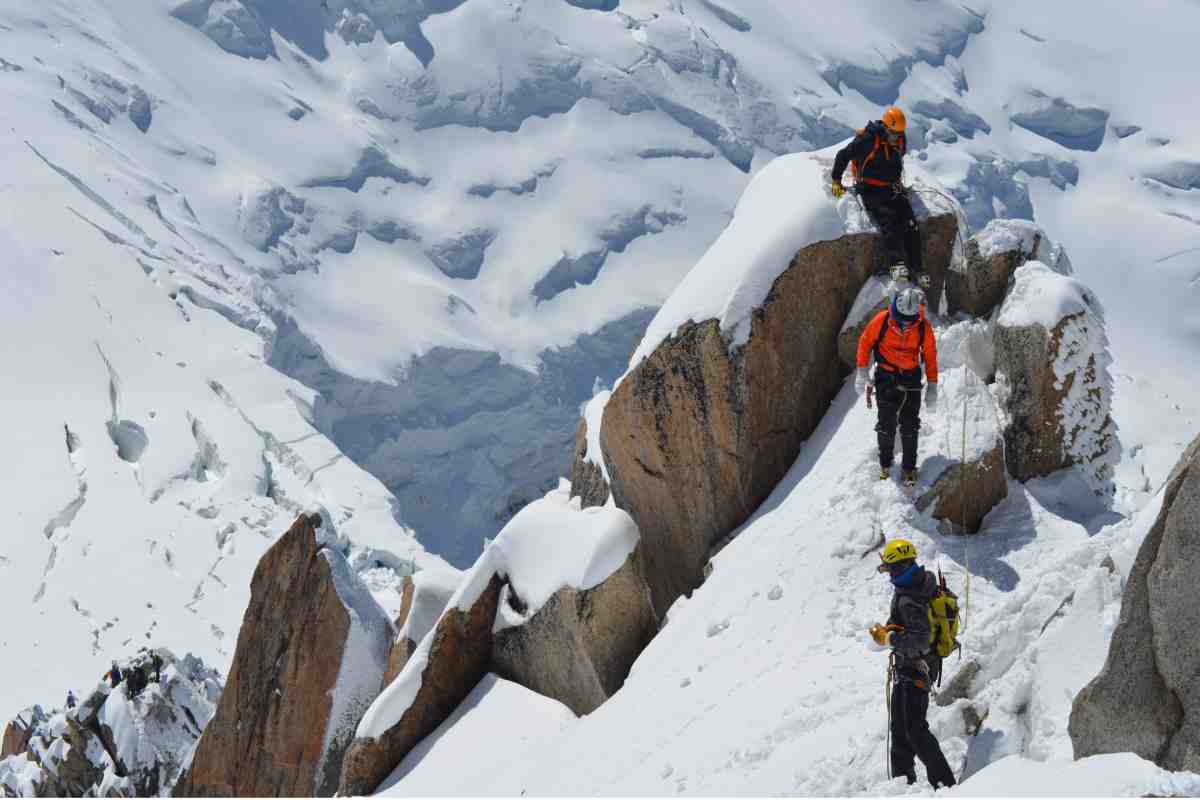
[
  {"x1": 106, "y1": 648, "x2": 164, "y2": 699},
  {"x1": 831, "y1": 105, "x2": 928, "y2": 289}
]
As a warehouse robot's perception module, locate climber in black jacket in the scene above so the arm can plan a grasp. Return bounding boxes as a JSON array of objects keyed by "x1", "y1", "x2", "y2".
[{"x1": 831, "y1": 106, "x2": 927, "y2": 287}]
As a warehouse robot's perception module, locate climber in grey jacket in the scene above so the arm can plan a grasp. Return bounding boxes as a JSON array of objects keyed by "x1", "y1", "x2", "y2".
[{"x1": 870, "y1": 538, "x2": 956, "y2": 789}]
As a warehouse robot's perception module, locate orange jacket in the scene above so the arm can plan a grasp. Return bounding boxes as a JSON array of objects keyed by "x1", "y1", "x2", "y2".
[{"x1": 856, "y1": 308, "x2": 938, "y2": 382}]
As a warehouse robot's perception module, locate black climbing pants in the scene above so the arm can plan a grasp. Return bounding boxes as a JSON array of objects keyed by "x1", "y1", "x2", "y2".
[
  {"x1": 890, "y1": 676, "x2": 956, "y2": 789},
  {"x1": 860, "y1": 186, "x2": 923, "y2": 274},
  {"x1": 874, "y1": 368, "x2": 922, "y2": 471}
]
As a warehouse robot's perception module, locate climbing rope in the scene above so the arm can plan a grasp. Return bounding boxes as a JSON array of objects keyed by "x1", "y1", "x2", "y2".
[
  {"x1": 960, "y1": 365, "x2": 973, "y2": 632},
  {"x1": 885, "y1": 653, "x2": 895, "y2": 779}
]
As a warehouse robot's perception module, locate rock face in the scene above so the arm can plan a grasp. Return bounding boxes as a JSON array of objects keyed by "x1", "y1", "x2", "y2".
[
  {"x1": 380, "y1": 568, "x2": 462, "y2": 691},
  {"x1": 0, "y1": 707, "x2": 43, "y2": 760},
  {"x1": 569, "y1": 418, "x2": 611, "y2": 508},
  {"x1": 836, "y1": 275, "x2": 891, "y2": 370},
  {"x1": 338, "y1": 575, "x2": 503, "y2": 797},
  {"x1": 945, "y1": 218, "x2": 1074, "y2": 319},
  {"x1": 601, "y1": 214, "x2": 958, "y2": 614},
  {"x1": 174, "y1": 514, "x2": 393, "y2": 797},
  {"x1": 918, "y1": 442, "x2": 1007, "y2": 534},
  {"x1": 915, "y1": 367, "x2": 1008, "y2": 533},
  {"x1": 382, "y1": 577, "x2": 418, "y2": 689},
  {"x1": 492, "y1": 546, "x2": 658, "y2": 715},
  {"x1": 1070, "y1": 433, "x2": 1200, "y2": 769},
  {"x1": 993, "y1": 262, "x2": 1118, "y2": 490}
]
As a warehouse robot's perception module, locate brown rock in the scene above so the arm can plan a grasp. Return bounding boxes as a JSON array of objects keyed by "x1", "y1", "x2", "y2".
[
  {"x1": 994, "y1": 276, "x2": 1117, "y2": 489},
  {"x1": 569, "y1": 418, "x2": 610, "y2": 508},
  {"x1": 337, "y1": 574, "x2": 503, "y2": 797},
  {"x1": 836, "y1": 276, "x2": 890, "y2": 370},
  {"x1": 492, "y1": 545, "x2": 658, "y2": 715},
  {"x1": 1, "y1": 706, "x2": 45, "y2": 759},
  {"x1": 601, "y1": 214, "x2": 958, "y2": 615},
  {"x1": 936, "y1": 659, "x2": 982, "y2": 707},
  {"x1": 174, "y1": 514, "x2": 393, "y2": 797},
  {"x1": 945, "y1": 222, "x2": 1042, "y2": 317},
  {"x1": 382, "y1": 577, "x2": 418, "y2": 690},
  {"x1": 1070, "y1": 433, "x2": 1200, "y2": 769},
  {"x1": 917, "y1": 441, "x2": 1007, "y2": 534},
  {"x1": 57, "y1": 718, "x2": 109, "y2": 796}
]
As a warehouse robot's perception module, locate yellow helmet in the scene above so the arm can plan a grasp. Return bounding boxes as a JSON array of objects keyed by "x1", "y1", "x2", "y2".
[
  {"x1": 880, "y1": 538, "x2": 917, "y2": 565},
  {"x1": 882, "y1": 106, "x2": 907, "y2": 133}
]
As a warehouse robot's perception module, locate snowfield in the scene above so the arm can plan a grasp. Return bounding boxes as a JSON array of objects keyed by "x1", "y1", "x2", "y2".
[{"x1": 1, "y1": 0, "x2": 1199, "y2": 794}]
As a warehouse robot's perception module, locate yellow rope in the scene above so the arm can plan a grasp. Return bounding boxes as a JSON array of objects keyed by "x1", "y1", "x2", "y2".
[{"x1": 960, "y1": 363, "x2": 973, "y2": 632}]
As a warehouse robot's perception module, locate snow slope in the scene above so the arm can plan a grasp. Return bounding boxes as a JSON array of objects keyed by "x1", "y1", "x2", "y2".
[
  {"x1": 385, "y1": 360, "x2": 1180, "y2": 796},
  {"x1": 4, "y1": 0, "x2": 1200, "y2": 766}
]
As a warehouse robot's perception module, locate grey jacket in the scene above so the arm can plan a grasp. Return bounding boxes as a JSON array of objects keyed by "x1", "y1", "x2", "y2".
[{"x1": 887, "y1": 567, "x2": 936, "y2": 664}]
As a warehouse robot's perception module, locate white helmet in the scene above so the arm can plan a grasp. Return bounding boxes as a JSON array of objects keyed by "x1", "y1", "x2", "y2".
[{"x1": 892, "y1": 287, "x2": 924, "y2": 319}]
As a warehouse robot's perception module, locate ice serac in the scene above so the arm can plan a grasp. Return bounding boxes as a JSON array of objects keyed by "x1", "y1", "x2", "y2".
[
  {"x1": 173, "y1": 513, "x2": 393, "y2": 798},
  {"x1": 338, "y1": 574, "x2": 503, "y2": 797},
  {"x1": 491, "y1": 544, "x2": 657, "y2": 716},
  {"x1": 599, "y1": 157, "x2": 958, "y2": 615},
  {"x1": 993, "y1": 262, "x2": 1118, "y2": 491},
  {"x1": 1070, "y1": 433, "x2": 1200, "y2": 769}
]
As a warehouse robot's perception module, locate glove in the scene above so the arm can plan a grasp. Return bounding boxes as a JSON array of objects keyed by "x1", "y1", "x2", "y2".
[
  {"x1": 924, "y1": 381, "x2": 938, "y2": 408},
  {"x1": 869, "y1": 623, "x2": 904, "y2": 647},
  {"x1": 831, "y1": 179, "x2": 846, "y2": 199},
  {"x1": 854, "y1": 368, "x2": 870, "y2": 395}
]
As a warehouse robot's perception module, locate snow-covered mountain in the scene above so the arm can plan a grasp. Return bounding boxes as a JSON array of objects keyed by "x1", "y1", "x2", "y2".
[{"x1": 2, "y1": 0, "x2": 1199, "y2": 785}]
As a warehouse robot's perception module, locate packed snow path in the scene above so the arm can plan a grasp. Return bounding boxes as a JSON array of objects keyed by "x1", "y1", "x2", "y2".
[{"x1": 386, "y1": 316, "x2": 1160, "y2": 796}]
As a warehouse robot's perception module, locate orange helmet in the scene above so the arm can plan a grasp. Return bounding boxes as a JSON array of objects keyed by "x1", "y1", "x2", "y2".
[{"x1": 882, "y1": 106, "x2": 907, "y2": 133}]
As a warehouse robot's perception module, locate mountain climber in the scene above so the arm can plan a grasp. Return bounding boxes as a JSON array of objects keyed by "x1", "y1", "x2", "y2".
[
  {"x1": 854, "y1": 287, "x2": 938, "y2": 487},
  {"x1": 870, "y1": 539, "x2": 957, "y2": 790},
  {"x1": 65, "y1": 691, "x2": 76, "y2": 710},
  {"x1": 106, "y1": 662, "x2": 123, "y2": 688},
  {"x1": 830, "y1": 106, "x2": 928, "y2": 288}
]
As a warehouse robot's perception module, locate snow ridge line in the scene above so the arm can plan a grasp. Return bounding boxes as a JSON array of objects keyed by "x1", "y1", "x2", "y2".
[
  {"x1": 36, "y1": 424, "x2": 89, "y2": 604},
  {"x1": 24, "y1": 140, "x2": 157, "y2": 250}
]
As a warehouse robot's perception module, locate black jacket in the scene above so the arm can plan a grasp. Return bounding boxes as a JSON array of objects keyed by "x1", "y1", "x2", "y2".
[
  {"x1": 887, "y1": 566, "x2": 935, "y2": 665},
  {"x1": 832, "y1": 121, "x2": 906, "y2": 186}
]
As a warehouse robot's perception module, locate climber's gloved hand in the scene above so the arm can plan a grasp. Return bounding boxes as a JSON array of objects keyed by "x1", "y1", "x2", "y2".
[
  {"x1": 831, "y1": 179, "x2": 846, "y2": 199},
  {"x1": 869, "y1": 623, "x2": 891, "y2": 647},
  {"x1": 854, "y1": 368, "x2": 871, "y2": 396},
  {"x1": 924, "y1": 381, "x2": 939, "y2": 408}
]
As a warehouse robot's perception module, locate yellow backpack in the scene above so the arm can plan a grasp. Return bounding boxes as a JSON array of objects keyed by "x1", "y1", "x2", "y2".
[{"x1": 928, "y1": 568, "x2": 961, "y2": 659}]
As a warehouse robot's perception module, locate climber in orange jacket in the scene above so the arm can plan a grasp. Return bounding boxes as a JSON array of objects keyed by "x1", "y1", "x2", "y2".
[{"x1": 854, "y1": 287, "x2": 938, "y2": 486}]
